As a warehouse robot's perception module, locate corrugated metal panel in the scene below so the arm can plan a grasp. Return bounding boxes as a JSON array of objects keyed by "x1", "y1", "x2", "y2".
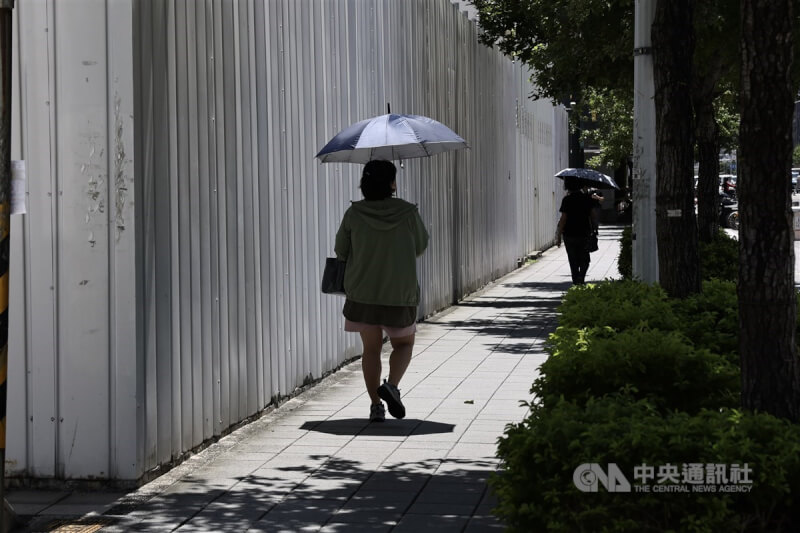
[
  {"x1": 7, "y1": 0, "x2": 139, "y2": 480},
  {"x1": 7, "y1": 0, "x2": 567, "y2": 481}
]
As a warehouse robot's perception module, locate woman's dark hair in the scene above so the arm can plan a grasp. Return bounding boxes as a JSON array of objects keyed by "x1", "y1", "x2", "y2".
[
  {"x1": 564, "y1": 176, "x2": 581, "y2": 192},
  {"x1": 360, "y1": 160, "x2": 397, "y2": 200}
]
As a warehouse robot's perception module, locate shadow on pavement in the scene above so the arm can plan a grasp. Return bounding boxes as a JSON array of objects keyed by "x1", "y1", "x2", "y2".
[
  {"x1": 502, "y1": 280, "x2": 572, "y2": 292},
  {"x1": 95, "y1": 457, "x2": 502, "y2": 532},
  {"x1": 300, "y1": 419, "x2": 455, "y2": 436}
]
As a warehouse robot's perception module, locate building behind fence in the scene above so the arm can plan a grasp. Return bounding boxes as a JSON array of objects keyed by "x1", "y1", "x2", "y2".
[{"x1": 6, "y1": 0, "x2": 567, "y2": 484}]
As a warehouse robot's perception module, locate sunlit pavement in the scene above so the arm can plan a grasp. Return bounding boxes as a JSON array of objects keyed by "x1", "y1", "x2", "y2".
[{"x1": 11, "y1": 228, "x2": 622, "y2": 533}]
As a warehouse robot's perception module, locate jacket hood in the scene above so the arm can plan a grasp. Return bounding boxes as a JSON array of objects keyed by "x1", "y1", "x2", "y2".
[{"x1": 350, "y1": 198, "x2": 419, "y2": 231}]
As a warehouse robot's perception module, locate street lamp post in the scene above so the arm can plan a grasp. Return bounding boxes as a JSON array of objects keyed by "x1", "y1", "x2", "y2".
[{"x1": 632, "y1": 0, "x2": 659, "y2": 282}]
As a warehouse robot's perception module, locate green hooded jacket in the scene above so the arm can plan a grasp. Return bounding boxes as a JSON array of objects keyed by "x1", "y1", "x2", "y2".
[{"x1": 335, "y1": 198, "x2": 429, "y2": 306}]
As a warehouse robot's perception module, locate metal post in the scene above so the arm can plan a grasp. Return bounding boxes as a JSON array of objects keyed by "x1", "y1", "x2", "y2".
[
  {"x1": 0, "y1": 1, "x2": 13, "y2": 531},
  {"x1": 633, "y1": 0, "x2": 658, "y2": 282}
]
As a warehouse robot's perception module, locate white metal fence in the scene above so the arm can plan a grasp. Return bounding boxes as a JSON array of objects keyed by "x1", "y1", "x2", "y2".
[{"x1": 6, "y1": 0, "x2": 567, "y2": 482}]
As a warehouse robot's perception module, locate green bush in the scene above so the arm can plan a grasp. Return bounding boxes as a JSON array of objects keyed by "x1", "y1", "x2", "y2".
[
  {"x1": 560, "y1": 279, "x2": 740, "y2": 359},
  {"x1": 558, "y1": 280, "x2": 676, "y2": 332},
  {"x1": 618, "y1": 225, "x2": 632, "y2": 279},
  {"x1": 492, "y1": 397, "x2": 800, "y2": 533},
  {"x1": 699, "y1": 231, "x2": 739, "y2": 282},
  {"x1": 672, "y1": 280, "x2": 739, "y2": 363},
  {"x1": 537, "y1": 326, "x2": 739, "y2": 412},
  {"x1": 618, "y1": 228, "x2": 737, "y2": 282},
  {"x1": 493, "y1": 278, "x2": 800, "y2": 531}
]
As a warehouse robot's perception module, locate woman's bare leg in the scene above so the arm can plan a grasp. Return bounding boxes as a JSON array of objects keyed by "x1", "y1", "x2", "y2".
[
  {"x1": 360, "y1": 327, "x2": 384, "y2": 404},
  {"x1": 387, "y1": 334, "x2": 415, "y2": 387}
]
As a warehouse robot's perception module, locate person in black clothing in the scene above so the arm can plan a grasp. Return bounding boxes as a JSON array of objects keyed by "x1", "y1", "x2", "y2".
[
  {"x1": 556, "y1": 177, "x2": 597, "y2": 284},
  {"x1": 585, "y1": 187, "x2": 603, "y2": 233}
]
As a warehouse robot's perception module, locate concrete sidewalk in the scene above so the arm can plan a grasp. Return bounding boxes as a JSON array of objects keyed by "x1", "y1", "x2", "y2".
[{"x1": 13, "y1": 227, "x2": 622, "y2": 533}]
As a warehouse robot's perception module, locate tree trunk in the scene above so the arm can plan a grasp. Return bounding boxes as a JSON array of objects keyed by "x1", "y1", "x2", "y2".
[
  {"x1": 652, "y1": 0, "x2": 700, "y2": 298},
  {"x1": 693, "y1": 91, "x2": 720, "y2": 244},
  {"x1": 739, "y1": 0, "x2": 800, "y2": 422}
]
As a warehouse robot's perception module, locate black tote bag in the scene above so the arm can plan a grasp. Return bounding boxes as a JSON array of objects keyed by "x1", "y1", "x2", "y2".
[{"x1": 321, "y1": 258, "x2": 346, "y2": 295}]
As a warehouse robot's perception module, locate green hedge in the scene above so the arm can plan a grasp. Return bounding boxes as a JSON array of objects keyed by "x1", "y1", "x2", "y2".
[
  {"x1": 699, "y1": 231, "x2": 738, "y2": 282},
  {"x1": 492, "y1": 278, "x2": 800, "y2": 532},
  {"x1": 618, "y1": 229, "x2": 738, "y2": 283},
  {"x1": 557, "y1": 280, "x2": 676, "y2": 331},
  {"x1": 672, "y1": 279, "x2": 739, "y2": 362},
  {"x1": 493, "y1": 397, "x2": 800, "y2": 533},
  {"x1": 536, "y1": 326, "x2": 739, "y2": 412}
]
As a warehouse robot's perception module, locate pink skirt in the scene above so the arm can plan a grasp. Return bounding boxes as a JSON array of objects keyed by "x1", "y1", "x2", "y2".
[{"x1": 344, "y1": 319, "x2": 417, "y2": 339}]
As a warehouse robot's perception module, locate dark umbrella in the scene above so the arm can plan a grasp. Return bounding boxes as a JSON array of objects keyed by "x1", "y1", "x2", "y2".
[{"x1": 555, "y1": 168, "x2": 620, "y2": 190}]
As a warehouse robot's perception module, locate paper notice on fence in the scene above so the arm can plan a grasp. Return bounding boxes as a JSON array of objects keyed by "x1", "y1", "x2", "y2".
[{"x1": 11, "y1": 160, "x2": 26, "y2": 215}]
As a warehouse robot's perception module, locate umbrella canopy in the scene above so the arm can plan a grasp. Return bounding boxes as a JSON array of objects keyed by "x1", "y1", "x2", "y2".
[
  {"x1": 555, "y1": 167, "x2": 620, "y2": 190},
  {"x1": 316, "y1": 113, "x2": 468, "y2": 163}
]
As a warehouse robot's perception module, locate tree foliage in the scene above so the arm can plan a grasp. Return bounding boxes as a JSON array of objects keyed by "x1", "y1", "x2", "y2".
[
  {"x1": 582, "y1": 88, "x2": 633, "y2": 169},
  {"x1": 471, "y1": 0, "x2": 633, "y2": 102}
]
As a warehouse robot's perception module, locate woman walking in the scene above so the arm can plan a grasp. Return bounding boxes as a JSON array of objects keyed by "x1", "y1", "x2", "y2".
[
  {"x1": 556, "y1": 176, "x2": 597, "y2": 285},
  {"x1": 335, "y1": 160, "x2": 429, "y2": 422}
]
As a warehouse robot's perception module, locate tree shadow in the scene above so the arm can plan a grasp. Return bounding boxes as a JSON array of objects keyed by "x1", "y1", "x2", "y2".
[
  {"x1": 455, "y1": 294, "x2": 566, "y2": 308},
  {"x1": 501, "y1": 280, "x2": 572, "y2": 292},
  {"x1": 300, "y1": 419, "x2": 455, "y2": 437},
  {"x1": 96, "y1": 456, "x2": 503, "y2": 532}
]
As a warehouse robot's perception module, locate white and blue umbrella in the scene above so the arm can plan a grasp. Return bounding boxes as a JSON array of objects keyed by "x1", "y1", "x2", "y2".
[
  {"x1": 555, "y1": 167, "x2": 620, "y2": 190},
  {"x1": 316, "y1": 113, "x2": 468, "y2": 164}
]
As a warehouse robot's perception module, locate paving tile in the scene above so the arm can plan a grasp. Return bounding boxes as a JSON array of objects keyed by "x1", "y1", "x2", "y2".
[
  {"x1": 458, "y1": 430, "x2": 503, "y2": 444},
  {"x1": 329, "y1": 506, "x2": 405, "y2": 524},
  {"x1": 406, "y1": 501, "x2": 477, "y2": 516},
  {"x1": 345, "y1": 490, "x2": 417, "y2": 508},
  {"x1": 234, "y1": 441, "x2": 297, "y2": 454},
  {"x1": 293, "y1": 434, "x2": 356, "y2": 447},
  {"x1": 211, "y1": 485, "x2": 282, "y2": 509},
  {"x1": 393, "y1": 513, "x2": 470, "y2": 533},
  {"x1": 379, "y1": 459, "x2": 441, "y2": 475},
  {"x1": 11, "y1": 503, "x2": 53, "y2": 516},
  {"x1": 246, "y1": 519, "x2": 323, "y2": 532},
  {"x1": 287, "y1": 477, "x2": 363, "y2": 500},
  {"x1": 360, "y1": 472, "x2": 430, "y2": 492},
  {"x1": 246, "y1": 469, "x2": 309, "y2": 490},
  {"x1": 38, "y1": 503, "x2": 117, "y2": 516},
  {"x1": 262, "y1": 452, "x2": 330, "y2": 469},
  {"x1": 249, "y1": 498, "x2": 342, "y2": 531},
  {"x1": 446, "y1": 443, "x2": 498, "y2": 460},
  {"x1": 463, "y1": 514, "x2": 506, "y2": 532},
  {"x1": 175, "y1": 501, "x2": 265, "y2": 532},
  {"x1": 416, "y1": 481, "x2": 485, "y2": 505},
  {"x1": 6, "y1": 491, "x2": 69, "y2": 505},
  {"x1": 319, "y1": 523, "x2": 393, "y2": 532},
  {"x1": 221, "y1": 451, "x2": 277, "y2": 462}
]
